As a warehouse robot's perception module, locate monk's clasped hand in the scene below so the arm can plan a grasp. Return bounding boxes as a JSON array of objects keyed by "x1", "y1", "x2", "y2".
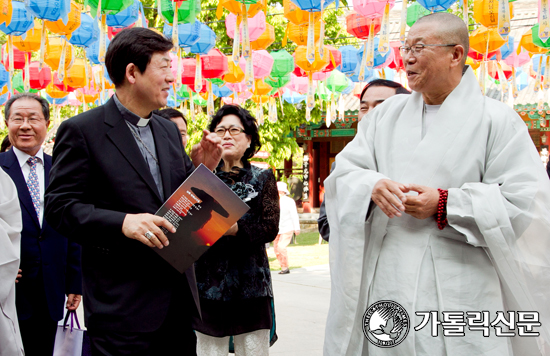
[{"x1": 403, "y1": 184, "x2": 440, "y2": 219}]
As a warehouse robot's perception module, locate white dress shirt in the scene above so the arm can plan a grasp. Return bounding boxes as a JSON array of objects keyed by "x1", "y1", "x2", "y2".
[{"x1": 13, "y1": 147, "x2": 45, "y2": 227}]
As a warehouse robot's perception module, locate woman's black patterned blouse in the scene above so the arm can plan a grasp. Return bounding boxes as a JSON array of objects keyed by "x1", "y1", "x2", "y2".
[{"x1": 194, "y1": 161, "x2": 280, "y2": 301}]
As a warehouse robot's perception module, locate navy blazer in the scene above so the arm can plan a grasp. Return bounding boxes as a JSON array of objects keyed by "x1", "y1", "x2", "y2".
[
  {"x1": 0, "y1": 149, "x2": 82, "y2": 321},
  {"x1": 45, "y1": 97, "x2": 200, "y2": 333}
]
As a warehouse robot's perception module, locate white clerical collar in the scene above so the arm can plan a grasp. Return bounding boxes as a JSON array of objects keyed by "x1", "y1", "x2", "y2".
[
  {"x1": 13, "y1": 146, "x2": 44, "y2": 169},
  {"x1": 113, "y1": 94, "x2": 151, "y2": 127}
]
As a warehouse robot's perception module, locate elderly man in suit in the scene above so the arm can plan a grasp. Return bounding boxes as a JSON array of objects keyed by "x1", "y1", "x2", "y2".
[
  {"x1": 0, "y1": 93, "x2": 82, "y2": 356},
  {"x1": 45, "y1": 28, "x2": 222, "y2": 355}
]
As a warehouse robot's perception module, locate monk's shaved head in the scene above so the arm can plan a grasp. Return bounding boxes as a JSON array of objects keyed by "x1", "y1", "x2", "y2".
[{"x1": 414, "y1": 13, "x2": 469, "y2": 66}]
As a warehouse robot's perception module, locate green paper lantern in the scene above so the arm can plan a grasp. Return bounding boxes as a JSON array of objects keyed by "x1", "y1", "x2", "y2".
[
  {"x1": 13, "y1": 72, "x2": 24, "y2": 94},
  {"x1": 406, "y1": 2, "x2": 430, "y2": 28},
  {"x1": 89, "y1": 0, "x2": 133, "y2": 15},
  {"x1": 270, "y1": 50, "x2": 294, "y2": 78},
  {"x1": 316, "y1": 82, "x2": 332, "y2": 101},
  {"x1": 265, "y1": 73, "x2": 291, "y2": 89},
  {"x1": 161, "y1": 0, "x2": 201, "y2": 25},
  {"x1": 325, "y1": 70, "x2": 349, "y2": 94},
  {"x1": 193, "y1": 92, "x2": 207, "y2": 106},
  {"x1": 177, "y1": 85, "x2": 190, "y2": 100},
  {"x1": 208, "y1": 78, "x2": 225, "y2": 86},
  {"x1": 531, "y1": 24, "x2": 550, "y2": 49}
]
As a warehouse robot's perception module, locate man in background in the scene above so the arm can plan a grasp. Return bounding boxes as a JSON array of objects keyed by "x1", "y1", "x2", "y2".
[{"x1": 157, "y1": 108, "x2": 189, "y2": 149}]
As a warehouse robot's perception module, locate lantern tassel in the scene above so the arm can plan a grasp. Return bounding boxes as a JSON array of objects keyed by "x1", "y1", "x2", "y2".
[
  {"x1": 39, "y1": 20, "x2": 46, "y2": 70},
  {"x1": 58, "y1": 40, "x2": 67, "y2": 82},
  {"x1": 358, "y1": 39, "x2": 368, "y2": 82},
  {"x1": 177, "y1": 48, "x2": 182, "y2": 86},
  {"x1": 242, "y1": 3, "x2": 251, "y2": 59},
  {"x1": 498, "y1": 0, "x2": 510, "y2": 40},
  {"x1": 99, "y1": 15, "x2": 107, "y2": 63},
  {"x1": 189, "y1": 88, "x2": 195, "y2": 121},
  {"x1": 378, "y1": 2, "x2": 390, "y2": 55},
  {"x1": 306, "y1": 12, "x2": 315, "y2": 64},
  {"x1": 319, "y1": 2, "x2": 324, "y2": 59},
  {"x1": 539, "y1": 0, "x2": 550, "y2": 42},
  {"x1": 307, "y1": 71, "x2": 314, "y2": 112},
  {"x1": 496, "y1": 62, "x2": 508, "y2": 97},
  {"x1": 207, "y1": 81, "x2": 214, "y2": 116},
  {"x1": 366, "y1": 22, "x2": 375, "y2": 69},
  {"x1": 232, "y1": 15, "x2": 241, "y2": 65},
  {"x1": 24, "y1": 53, "x2": 30, "y2": 92},
  {"x1": 338, "y1": 94, "x2": 344, "y2": 121},
  {"x1": 544, "y1": 55, "x2": 550, "y2": 90},
  {"x1": 325, "y1": 98, "x2": 331, "y2": 128},
  {"x1": 172, "y1": 1, "x2": 178, "y2": 47},
  {"x1": 535, "y1": 55, "x2": 543, "y2": 92},
  {"x1": 462, "y1": 0, "x2": 468, "y2": 25},
  {"x1": 194, "y1": 54, "x2": 202, "y2": 93},
  {"x1": 400, "y1": 0, "x2": 407, "y2": 44},
  {"x1": 511, "y1": 67, "x2": 518, "y2": 99},
  {"x1": 245, "y1": 56, "x2": 254, "y2": 90}
]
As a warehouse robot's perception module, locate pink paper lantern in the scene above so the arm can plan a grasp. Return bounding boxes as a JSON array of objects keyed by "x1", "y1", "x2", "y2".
[
  {"x1": 375, "y1": 48, "x2": 394, "y2": 69},
  {"x1": 504, "y1": 44, "x2": 530, "y2": 68},
  {"x1": 226, "y1": 81, "x2": 249, "y2": 93},
  {"x1": 288, "y1": 73, "x2": 314, "y2": 94},
  {"x1": 67, "y1": 92, "x2": 82, "y2": 106},
  {"x1": 170, "y1": 52, "x2": 180, "y2": 80},
  {"x1": 313, "y1": 71, "x2": 330, "y2": 80},
  {"x1": 225, "y1": 11, "x2": 266, "y2": 42},
  {"x1": 238, "y1": 50, "x2": 274, "y2": 79},
  {"x1": 353, "y1": 0, "x2": 395, "y2": 18}
]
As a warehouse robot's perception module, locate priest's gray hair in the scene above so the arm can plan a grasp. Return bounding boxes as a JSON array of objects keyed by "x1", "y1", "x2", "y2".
[{"x1": 414, "y1": 13, "x2": 470, "y2": 66}]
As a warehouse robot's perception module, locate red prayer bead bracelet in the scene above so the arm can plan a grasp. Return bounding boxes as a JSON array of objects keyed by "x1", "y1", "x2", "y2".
[{"x1": 435, "y1": 188, "x2": 448, "y2": 230}]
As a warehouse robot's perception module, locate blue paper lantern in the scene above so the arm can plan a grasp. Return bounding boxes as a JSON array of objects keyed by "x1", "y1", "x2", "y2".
[
  {"x1": 348, "y1": 63, "x2": 373, "y2": 82},
  {"x1": 163, "y1": 21, "x2": 201, "y2": 48},
  {"x1": 290, "y1": 0, "x2": 336, "y2": 12},
  {"x1": 337, "y1": 45, "x2": 359, "y2": 75},
  {"x1": 106, "y1": 0, "x2": 140, "y2": 28},
  {"x1": 212, "y1": 84, "x2": 232, "y2": 98},
  {"x1": 0, "y1": 2, "x2": 34, "y2": 36},
  {"x1": 189, "y1": 23, "x2": 216, "y2": 55},
  {"x1": 26, "y1": 0, "x2": 71, "y2": 22},
  {"x1": 283, "y1": 89, "x2": 306, "y2": 104},
  {"x1": 68, "y1": 13, "x2": 99, "y2": 47},
  {"x1": 0, "y1": 65, "x2": 9, "y2": 88},
  {"x1": 0, "y1": 92, "x2": 8, "y2": 105},
  {"x1": 532, "y1": 54, "x2": 548, "y2": 74},
  {"x1": 167, "y1": 87, "x2": 176, "y2": 107},
  {"x1": 357, "y1": 37, "x2": 392, "y2": 69},
  {"x1": 86, "y1": 36, "x2": 110, "y2": 64},
  {"x1": 416, "y1": 0, "x2": 457, "y2": 12},
  {"x1": 515, "y1": 69, "x2": 528, "y2": 91},
  {"x1": 490, "y1": 36, "x2": 514, "y2": 61}
]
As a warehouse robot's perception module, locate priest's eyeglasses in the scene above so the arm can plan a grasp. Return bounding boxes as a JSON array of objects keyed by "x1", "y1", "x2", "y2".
[
  {"x1": 214, "y1": 126, "x2": 245, "y2": 137},
  {"x1": 399, "y1": 44, "x2": 457, "y2": 56}
]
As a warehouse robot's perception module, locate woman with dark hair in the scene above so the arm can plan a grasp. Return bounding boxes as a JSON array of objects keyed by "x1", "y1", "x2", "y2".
[{"x1": 193, "y1": 105, "x2": 279, "y2": 356}]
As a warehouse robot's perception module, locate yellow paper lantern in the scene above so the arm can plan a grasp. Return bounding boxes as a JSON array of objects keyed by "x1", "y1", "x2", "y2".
[
  {"x1": 223, "y1": 61, "x2": 245, "y2": 83},
  {"x1": 253, "y1": 79, "x2": 272, "y2": 96},
  {"x1": 218, "y1": 0, "x2": 264, "y2": 18},
  {"x1": 519, "y1": 28, "x2": 549, "y2": 55},
  {"x1": 13, "y1": 20, "x2": 44, "y2": 52},
  {"x1": 45, "y1": 2, "x2": 81, "y2": 37},
  {"x1": 76, "y1": 88, "x2": 99, "y2": 104},
  {"x1": 0, "y1": 0, "x2": 12, "y2": 27},
  {"x1": 294, "y1": 45, "x2": 330, "y2": 73},
  {"x1": 469, "y1": 26, "x2": 507, "y2": 54},
  {"x1": 288, "y1": 21, "x2": 322, "y2": 46},
  {"x1": 64, "y1": 58, "x2": 89, "y2": 88},
  {"x1": 251, "y1": 23, "x2": 275, "y2": 51},
  {"x1": 0, "y1": 85, "x2": 8, "y2": 95},
  {"x1": 45, "y1": 37, "x2": 73, "y2": 70},
  {"x1": 283, "y1": 0, "x2": 321, "y2": 25},
  {"x1": 251, "y1": 94, "x2": 269, "y2": 104},
  {"x1": 46, "y1": 82, "x2": 69, "y2": 98},
  {"x1": 473, "y1": 0, "x2": 513, "y2": 28},
  {"x1": 465, "y1": 57, "x2": 480, "y2": 70}
]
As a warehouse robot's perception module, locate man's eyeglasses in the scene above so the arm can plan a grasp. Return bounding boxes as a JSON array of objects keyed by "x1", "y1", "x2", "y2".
[
  {"x1": 398, "y1": 44, "x2": 457, "y2": 56},
  {"x1": 9, "y1": 117, "x2": 46, "y2": 126},
  {"x1": 214, "y1": 127, "x2": 245, "y2": 137}
]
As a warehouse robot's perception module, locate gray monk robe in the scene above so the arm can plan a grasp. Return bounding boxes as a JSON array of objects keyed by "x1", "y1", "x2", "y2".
[{"x1": 323, "y1": 67, "x2": 550, "y2": 356}]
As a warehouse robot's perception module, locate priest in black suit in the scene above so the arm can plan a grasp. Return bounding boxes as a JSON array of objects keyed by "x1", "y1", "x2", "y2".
[{"x1": 45, "y1": 28, "x2": 222, "y2": 355}]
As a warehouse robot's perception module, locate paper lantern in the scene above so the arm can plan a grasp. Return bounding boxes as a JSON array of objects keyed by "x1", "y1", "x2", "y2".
[
  {"x1": 86, "y1": 36, "x2": 110, "y2": 64},
  {"x1": 250, "y1": 94, "x2": 269, "y2": 105},
  {"x1": 284, "y1": 0, "x2": 321, "y2": 25},
  {"x1": 265, "y1": 74, "x2": 291, "y2": 89},
  {"x1": 0, "y1": 0, "x2": 12, "y2": 27},
  {"x1": 201, "y1": 49, "x2": 228, "y2": 79},
  {"x1": 473, "y1": 0, "x2": 513, "y2": 28},
  {"x1": 225, "y1": 11, "x2": 266, "y2": 42},
  {"x1": 219, "y1": 0, "x2": 264, "y2": 18},
  {"x1": 0, "y1": 92, "x2": 9, "y2": 105},
  {"x1": 0, "y1": 65, "x2": 8, "y2": 87},
  {"x1": 106, "y1": 0, "x2": 140, "y2": 27},
  {"x1": 346, "y1": 13, "x2": 381, "y2": 40},
  {"x1": 52, "y1": 73, "x2": 76, "y2": 92},
  {"x1": 531, "y1": 24, "x2": 550, "y2": 50},
  {"x1": 341, "y1": 80, "x2": 355, "y2": 94},
  {"x1": 26, "y1": 0, "x2": 69, "y2": 22},
  {"x1": 532, "y1": 54, "x2": 548, "y2": 74},
  {"x1": 253, "y1": 79, "x2": 272, "y2": 95},
  {"x1": 64, "y1": 58, "x2": 89, "y2": 88},
  {"x1": 518, "y1": 29, "x2": 548, "y2": 55},
  {"x1": 487, "y1": 61, "x2": 512, "y2": 80},
  {"x1": 415, "y1": 0, "x2": 457, "y2": 12},
  {"x1": 337, "y1": 45, "x2": 359, "y2": 75},
  {"x1": 251, "y1": 24, "x2": 275, "y2": 50},
  {"x1": 468, "y1": 48, "x2": 497, "y2": 61},
  {"x1": 290, "y1": 0, "x2": 335, "y2": 12},
  {"x1": 223, "y1": 61, "x2": 245, "y2": 83},
  {"x1": 88, "y1": 0, "x2": 134, "y2": 15},
  {"x1": 45, "y1": 2, "x2": 81, "y2": 37},
  {"x1": 283, "y1": 88, "x2": 306, "y2": 104},
  {"x1": 406, "y1": 2, "x2": 430, "y2": 27},
  {"x1": 465, "y1": 57, "x2": 480, "y2": 70},
  {"x1": 13, "y1": 22, "x2": 44, "y2": 52},
  {"x1": 160, "y1": 0, "x2": 201, "y2": 25},
  {"x1": 45, "y1": 94, "x2": 69, "y2": 105},
  {"x1": 69, "y1": 13, "x2": 99, "y2": 47},
  {"x1": 226, "y1": 81, "x2": 248, "y2": 93},
  {"x1": 325, "y1": 70, "x2": 349, "y2": 93},
  {"x1": 387, "y1": 42, "x2": 404, "y2": 71},
  {"x1": 192, "y1": 92, "x2": 207, "y2": 106},
  {"x1": 12, "y1": 71, "x2": 24, "y2": 93},
  {"x1": 163, "y1": 21, "x2": 201, "y2": 48},
  {"x1": 288, "y1": 73, "x2": 313, "y2": 93},
  {"x1": 353, "y1": 0, "x2": 394, "y2": 18},
  {"x1": 181, "y1": 57, "x2": 197, "y2": 85},
  {"x1": 46, "y1": 82, "x2": 69, "y2": 98},
  {"x1": 357, "y1": 37, "x2": 393, "y2": 69},
  {"x1": 212, "y1": 84, "x2": 233, "y2": 97},
  {"x1": 2, "y1": 44, "x2": 31, "y2": 70},
  {"x1": 0, "y1": 1, "x2": 34, "y2": 36},
  {"x1": 190, "y1": 23, "x2": 216, "y2": 55},
  {"x1": 25, "y1": 61, "x2": 52, "y2": 89},
  {"x1": 504, "y1": 45, "x2": 530, "y2": 67},
  {"x1": 270, "y1": 50, "x2": 294, "y2": 78},
  {"x1": 469, "y1": 26, "x2": 507, "y2": 54},
  {"x1": 315, "y1": 81, "x2": 332, "y2": 101},
  {"x1": 76, "y1": 87, "x2": 100, "y2": 104},
  {"x1": 313, "y1": 71, "x2": 330, "y2": 80},
  {"x1": 238, "y1": 50, "x2": 274, "y2": 79},
  {"x1": 287, "y1": 21, "x2": 322, "y2": 45},
  {"x1": 45, "y1": 37, "x2": 73, "y2": 70},
  {"x1": 295, "y1": 45, "x2": 330, "y2": 73},
  {"x1": 490, "y1": 35, "x2": 514, "y2": 60},
  {"x1": 322, "y1": 45, "x2": 342, "y2": 72}
]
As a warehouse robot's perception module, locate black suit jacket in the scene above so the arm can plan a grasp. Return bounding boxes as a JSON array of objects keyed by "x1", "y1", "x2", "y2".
[
  {"x1": 0, "y1": 149, "x2": 82, "y2": 321},
  {"x1": 45, "y1": 97, "x2": 200, "y2": 333}
]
